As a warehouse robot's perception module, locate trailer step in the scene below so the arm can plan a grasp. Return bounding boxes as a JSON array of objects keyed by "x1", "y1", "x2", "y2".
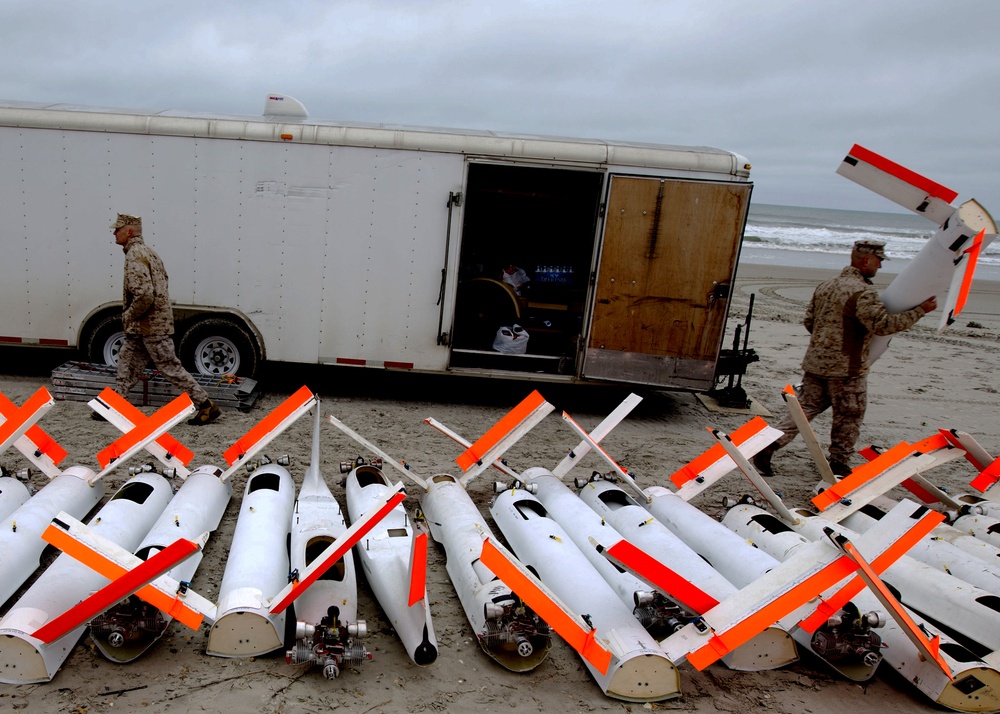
[{"x1": 50, "y1": 362, "x2": 262, "y2": 412}]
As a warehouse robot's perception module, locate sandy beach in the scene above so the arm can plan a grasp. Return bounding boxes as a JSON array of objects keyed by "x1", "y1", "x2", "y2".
[{"x1": 1, "y1": 260, "x2": 998, "y2": 714}]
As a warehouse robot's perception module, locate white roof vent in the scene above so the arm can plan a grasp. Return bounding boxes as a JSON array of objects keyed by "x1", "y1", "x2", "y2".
[{"x1": 263, "y1": 94, "x2": 308, "y2": 118}]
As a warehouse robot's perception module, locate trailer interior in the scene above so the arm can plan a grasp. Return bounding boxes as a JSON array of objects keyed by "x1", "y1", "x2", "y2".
[{"x1": 450, "y1": 162, "x2": 604, "y2": 376}]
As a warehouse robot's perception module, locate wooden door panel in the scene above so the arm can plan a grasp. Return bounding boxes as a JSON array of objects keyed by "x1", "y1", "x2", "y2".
[{"x1": 589, "y1": 177, "x2": 749, "y2": 362}]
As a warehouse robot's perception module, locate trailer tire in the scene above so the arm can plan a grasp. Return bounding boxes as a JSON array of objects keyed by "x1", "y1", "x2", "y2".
[
  {"x1": 179, "y1": 317, "x2": 258, "y2": 378},
  {"x1": 85, "y1": 314, "x2": 126, "y2": 367}
]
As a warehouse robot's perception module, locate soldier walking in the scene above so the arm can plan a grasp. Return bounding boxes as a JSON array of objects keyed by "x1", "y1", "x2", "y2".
[
  {"x1": 108, "y1": 213, "x2": 221, "y2": 425},
  {"x1": 753, "y1": 240, "x2": 936, "y2": 477}
]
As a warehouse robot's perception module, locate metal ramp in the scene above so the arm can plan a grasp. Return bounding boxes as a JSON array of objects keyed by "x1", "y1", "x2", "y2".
[{"x1": 50, "y1": 362, "x2": 262, "y2": 412}]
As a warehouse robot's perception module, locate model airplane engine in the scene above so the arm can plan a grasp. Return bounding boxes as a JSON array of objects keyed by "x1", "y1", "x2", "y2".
[
  {"x1": 286, "y1": 605, "x2": 372, "y2": 679},
  {"x1": 479, "y1": 596, "x2": 549, "y2": 657},
  {"x1": 810, "y1": 602, "x2": 884, "y2": 668},
  {"x1": 90, "y1": 595, "x2": 167, "y2": 649},
  {"x1": 418, "y1": 473, "x2": 552, "y2": 670},
  {"x1": 717, "y1": 507, "x2": 887, "y2": 671},
  {"x1": 629, "y1": 590, "x2": 688, "y2": 639}
]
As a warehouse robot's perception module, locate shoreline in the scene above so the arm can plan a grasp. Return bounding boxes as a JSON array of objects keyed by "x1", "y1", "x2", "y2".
[{"x1": 740, "y1": 246, "x2": 1000, "y2": 282}]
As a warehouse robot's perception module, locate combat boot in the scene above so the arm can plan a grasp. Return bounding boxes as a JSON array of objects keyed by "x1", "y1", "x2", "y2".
[
  {"x1": 829, "y1": 460, "x2": 852, "y2": 477},
  {"x1": 751, "y1": 444, "x2": 777, "y2": 476},
  {"x1": 188, "y1": 399, "x2": 221, "y2": 426}
]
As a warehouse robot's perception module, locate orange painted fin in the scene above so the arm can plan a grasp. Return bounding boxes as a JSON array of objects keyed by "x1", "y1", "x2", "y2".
[
  {"x1": 222, "y1": 386, "x2": 315, "y2": 475},
  {"x1": 480, "y1": 536, "x2": 613, "y2": 675},
  {"x1": 953, "y1": 229, "x2": 985, "y2": 321},
  {"x1": 939, "y1": 429, "x2": 996, "y2": 472},
  {"x1": 95, "y1": 393, "x2": 194, "y2": 471},
  {"x1": 837, "y1": 144, "x2": 957, "y2": 225},
  {"x1": 860, "y1": 436, "x2": 959, "y2": 505},
  {"x1": 39, "y1": 512, "x2": 216, "y2": 632},
  {"x1": 93, "y1": 387, "x2": 194, "y2": 467},
  {"x1": 0, "y1": 389, "x2": 66, "y2": 476},
  {"x1": 0, "y1": 387, "x2": 55, "y2": 453},
  {"x1": 23, "y1": 426, "x2": 68, "y2": 469},
  {"x1": 456, "y1": 391, "x2": 553, "y2": 477},
  {"x1": 270, "y1": 487, "x2": 405, "y2": 614},
  {"x1": 408, "y1": 530, "x2": 428, "y2": 607},
  {"x1": 811, "y1": 441, "x2": 914, "y2": 511},
  {"x1": 601, "y1": 538, "x2": 718, "y2": 615},
  {"x1": 423, "y1": 417, "x2": 520, "y2": 480},
  {"x1": 971, "y1": 455, "x2": 1000, "y2": 493},
  {"x1": 0, "y1": 392, "x2": 66, "y2": 470},
  {"x1": 670, "y1": 416, "x2": 771, "y2": 488},
  {"x1": 34, "y1": 524, "x2": 199, "y2": 643},
  {"x1": 844, "y1": 144, "x2": 958, "y2": 204}
]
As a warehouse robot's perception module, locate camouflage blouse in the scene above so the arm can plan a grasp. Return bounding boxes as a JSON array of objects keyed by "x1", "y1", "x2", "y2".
[
  {"x1": 801, "y1": 266, "x2": 926, "y2": 378},
  {"x1": 121, "y1": 236, "x2": 175, "y2": 335}
]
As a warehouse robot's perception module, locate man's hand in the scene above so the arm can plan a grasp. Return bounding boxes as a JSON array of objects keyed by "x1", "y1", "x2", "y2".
[{"x1": 920, "y1": 295, "x2": 938, "y2": 313}]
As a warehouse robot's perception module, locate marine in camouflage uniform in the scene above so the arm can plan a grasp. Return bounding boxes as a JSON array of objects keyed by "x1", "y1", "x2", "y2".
[
  {"x1": 110, "y1": 213, "x2": 220, "y2": 425},
  {"x1": 754, "y1": 240, "x2": 936, "y2": 476}
]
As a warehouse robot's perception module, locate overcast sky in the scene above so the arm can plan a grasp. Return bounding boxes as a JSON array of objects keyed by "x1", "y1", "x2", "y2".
[{"x1": 3, "y1": 0, "x2": 997, "y2": 214}]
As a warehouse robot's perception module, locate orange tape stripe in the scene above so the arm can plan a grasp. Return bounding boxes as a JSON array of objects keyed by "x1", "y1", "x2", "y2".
[
  {"x1": 938, "y1": 429, "x2": 991, "y2": 472},
  {"x1": 96, "y1": 394, "x2": 193, "y2": 469},
  {"x1": 605, "y1": 539, "x2": 718, "y2": 614},
  {"x1": 132, "y1": 582, "x2": 205, "y2": 631},
  {"x1": 456, "y1": 391, "x2": 547, "y2": 473},
  {"x1": 812, "y1": 441, "x2": 914, "y2": 511},
  {"x1": 900, "y1": 478, "x2": 940, "y2": 504},
  {"x1": 96, "y1": 388, "x2": 195, "y2": 466},
  {"x1": 0, "y1": 387, "x2": 53, "y2": 446},
  {"x1": 971, "y1": 456, "x2": 1000, "y2": 493},
  {"x1": 670, "y1": 416, "x2": 769, "y2": 487},
  {"x1": 24, "y1": 425, "x2": 68, "y2": 464},
  {"x1": 858, "y1": 445, "x2": 880, "y2": 462},
  {"x1": 847, "y1": 144, "x2": 959, "y2": 203},
  {"x1": 687, "y1": 555, "x2": 859, "y2": 670},
  {"x1": 223, "y1": 385, "x2": 314, "y2": 466},
  {"x1": 408, "y1": 531, "x2": 428, "y2": 607},
  {"x1": 34, "y1": 525, "x2": 200, "y2": 642},
  {"x1": 954, "y1": 230, "x2": 985, "y2": 317},
  {"x1": 911, "y1": 433, "x2": 950, "y2": 455},
  {"x1": 0, "y1": 389, "x2": 66, "y2": 465},
  {"x1": 798, "y1": 510, "x2": 943, "y2": 633},
  {"x1": 480, "y1": 537, "x2": 612, "y2": 675},
  {"x1": 270, "y1": 490, "x2": 405, "y2": 614},
  {"x1": 841, "y1": 539, "x2": 951, "y2": 678},
  {"x1": 0, "y1": 386, "x2": 51, "y2": 419}
]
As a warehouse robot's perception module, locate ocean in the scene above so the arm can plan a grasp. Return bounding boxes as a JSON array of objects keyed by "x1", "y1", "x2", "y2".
[{"x1": 741, "y1": 203, "x2": 1000, "y2": 280}]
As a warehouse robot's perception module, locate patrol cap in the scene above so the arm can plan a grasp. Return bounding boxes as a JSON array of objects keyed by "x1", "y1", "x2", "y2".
[
  {"x1": 852, "y1": 240, "x2": 888, "y2": 260},
  {"x1": 110, "y1": 213, "x2": 142, "y2": 230}
]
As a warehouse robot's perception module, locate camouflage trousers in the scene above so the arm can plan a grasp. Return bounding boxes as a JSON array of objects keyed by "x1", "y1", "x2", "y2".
[
  {"x1": 772, "y1": 371, "x2": 868, "y2": 465},
  {"x1": 116, "y1": 334, "x2": 210, "y2": 406}
]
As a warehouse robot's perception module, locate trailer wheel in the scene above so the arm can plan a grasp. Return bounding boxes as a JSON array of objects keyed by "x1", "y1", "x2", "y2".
[
  {"x1": 179, "y1": 317, "x2": 258, "y2": 378},
  {"x1": 85, "y1": 314, "x2": 125, "y2": 367}
]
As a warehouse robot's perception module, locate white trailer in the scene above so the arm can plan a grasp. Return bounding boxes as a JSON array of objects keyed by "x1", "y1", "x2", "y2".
[{"x1": 0, "y1": 96, "x2": 752, "y2": 390}]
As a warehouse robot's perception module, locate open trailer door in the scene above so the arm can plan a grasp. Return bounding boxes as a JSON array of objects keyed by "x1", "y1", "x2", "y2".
[{"x1": 583, "y1": 176, "x2": 751, "y2": 390}]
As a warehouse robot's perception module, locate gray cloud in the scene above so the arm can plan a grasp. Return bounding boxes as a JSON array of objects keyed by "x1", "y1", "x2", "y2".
[{"x1": 2, "y1": 0, "x2": 997, "y2": 213}]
